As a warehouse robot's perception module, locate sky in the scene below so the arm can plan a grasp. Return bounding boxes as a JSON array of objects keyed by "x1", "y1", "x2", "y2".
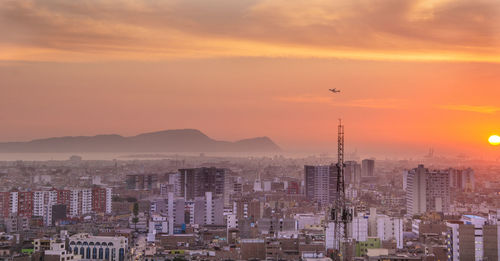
[{"x1": 1, "y1": 0, "x2": 500, "y2": 159}]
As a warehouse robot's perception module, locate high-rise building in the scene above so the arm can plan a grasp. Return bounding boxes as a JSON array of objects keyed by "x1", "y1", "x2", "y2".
[
  {"x1": 449, "y1": 168, "x2": 475, "y2": 191},
  {"x1": 150, "y1": 192, "x2": 185, "y2": 230},
  {"x1": 351, "y1": 216, "x2": 368, "y2": 242},
  {"x1": 406, "y1": 165, "x2": 450, "y2": 215},
  {"x1": 361, "y1": 159, "x2": 375, "y2": 177},
  {"x1": 126, "y1": 174, "x2": 158, "y2": 190},
  {"x1": 304, "y1": 165, "x2": 337, "y2": 206},
  {"x1": 178, "y1": 167, "x2": 225, "y2": 200},
  {"x1": 192, "y1": 192, "x2": 224, "y2": 226},
  {"x1": 345, "y1": 161, "x2": 361, "y2": 187},
  {"x1": 33, "y1": 190, "x2": 57, "y2": 226},
  {"x1": 91, "y1": 187, "x2": 112, "y2": 214},
  {"x1": 51, "y1": 204, "x2": 67, "y2": 226},
  {"x1": 446, "y1": 215, "x2": 500, "y2": 261},
  {"x1": 0, "y1": 187, "x2": 111, "y2": 222}
]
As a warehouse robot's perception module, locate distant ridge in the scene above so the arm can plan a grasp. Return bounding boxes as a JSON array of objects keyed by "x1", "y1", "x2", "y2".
[{"x1": 0, "y1": 129, "x2": 281, "y2": 153}]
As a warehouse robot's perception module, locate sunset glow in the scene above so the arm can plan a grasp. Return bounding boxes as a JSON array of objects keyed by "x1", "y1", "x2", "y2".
[{"x1": 1, "y1": 0, "x2": 499, "y2": 159}]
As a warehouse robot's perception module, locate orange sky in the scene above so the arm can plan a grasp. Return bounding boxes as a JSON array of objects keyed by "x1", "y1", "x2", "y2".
[{"x1": 0, "y1": 0, "x2": 499, "y2": 159}]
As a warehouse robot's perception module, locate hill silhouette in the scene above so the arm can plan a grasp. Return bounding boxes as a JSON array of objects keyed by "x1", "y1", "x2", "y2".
[{"x1": 0, "y1": 129, "x2": 281, "y2": 153}]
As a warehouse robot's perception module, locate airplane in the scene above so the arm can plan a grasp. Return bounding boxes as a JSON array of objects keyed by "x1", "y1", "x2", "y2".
[{"x1": 329, "y1": 88, "x2": 340, "y2": 93}]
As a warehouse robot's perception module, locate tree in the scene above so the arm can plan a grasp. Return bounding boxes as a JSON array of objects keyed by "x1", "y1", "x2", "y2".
[
  {"x1": 133, "y1": 202, "x2": 139, "y2": 216},
  {"x1": 132, "y1": 202, "x2": 139, "y2": 231}
]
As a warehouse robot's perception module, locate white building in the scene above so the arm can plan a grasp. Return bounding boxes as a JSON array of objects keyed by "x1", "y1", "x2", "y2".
[
  {"x1": 226, "y1": 214, "x2": 238, "y2": 229},
  {"x1": 33, "y1": 190, "x2": 58, "y2": 226},
  {"x1": 69, "y1": 189, "x2": 92, "y2": 217},
  {"x1": 147, "y1": 214, "x2": 169, "y2": 242},
  {"x1": 351, "y1": 216, "x2": 368, "y2": 242},
  {"x1": 105, "y1": 188, "x2": 112, "y2": 214},
  {"x1": 253, "y1": 179, "x2": 263, "y2": 192},
  {"x1": 376, "y1": 215, "x2": 403, "y2": 249},
  {"x1": 362, "y1": 208, "x2": 403, "y2": 249},
  {"x1": 294, "y1": 213, "x2": 323, "y2": 230},
  {"x1": 9, "y1": 192, "x2": 18, "y2": 214},
  {"x1": 44, "y1": 240, "x2": 81, "y2": 261},
  {"x1": 68, "y1": 233, "x2": 128, "y2": 261}
]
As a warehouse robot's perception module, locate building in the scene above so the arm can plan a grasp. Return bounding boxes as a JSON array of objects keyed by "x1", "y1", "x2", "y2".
[
  {"x1": 446, "y1": 215, "x2": 500, "y2": 261},
  {"x1": 147, "y1": 214, "x2": 169, "y2": 241},
  {"x1": 240, "y1": 239, "x2": 265, "y2": 260},
  {"x1": 345, "y1": 161, "x2": 361, "y2": 187},
  {"x1": 33, "y1": 190, "x2": 57, "y2": 226},
  {"x1": 43, "y1": 239, "x2": 81, "y2": 261},
  {"x1": 1, "y1": 187, "x2": 110, "y2": 225},
  {"x1": 192, "y1": 192, "x2": 224, "y2": 226},
  {"x1": 51, "y1": 204, "x2": 67, "y2": 226},
  {"x1": 361, "y1": 159, "x2": 375, "y2": 177},
  {"x1": 150, "y1": 192, "x2": 185, "y2": 228},
  {"x1": 406, "y1": 165, "x2": 450, "y2": 215},
  {"x1": 126, "y1": 174, "x2": 158, "y2": 190},
  {"x1": 449, "y1": 168, "x2": 475, "y2": 191},
  {"x1": 5, "y1": 214, "x2": 29, "y2": 233},
  {"x1": 178, "y1": 167, "x2": 225, "y2": 200},
  {"x1": 304, "y1": 165, "x2": 337, "y2": 206},
  {"x1": 351, "y1": 215, "x2": 369, "y2": 242},
  {"x1": 233, "y1": 198, "x2": 263, "y2": 220},
  {"x1": 68, "y1": 233, "x2": 128, "y2": 261},
  {"x1": 376, "y1": 215, "x2": 403, "y2": 249},
  {"x1": 91, "y1": 187, "x2": 112, "y2": 214}
]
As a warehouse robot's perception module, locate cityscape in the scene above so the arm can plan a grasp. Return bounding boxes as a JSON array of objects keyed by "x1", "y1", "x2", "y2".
[{"x1": 1, "y1": 0, "x2": 500, "y2": 261}]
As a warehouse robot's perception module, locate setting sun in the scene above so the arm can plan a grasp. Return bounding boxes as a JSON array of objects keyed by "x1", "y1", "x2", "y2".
[{"x1": 488, "y1": 135, "x2": 500, "y2": 146}]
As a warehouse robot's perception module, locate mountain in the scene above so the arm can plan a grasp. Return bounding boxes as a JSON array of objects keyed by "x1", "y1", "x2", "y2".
[{"x1": 0, "y1": 129, "x2": 281, "y2": 153}]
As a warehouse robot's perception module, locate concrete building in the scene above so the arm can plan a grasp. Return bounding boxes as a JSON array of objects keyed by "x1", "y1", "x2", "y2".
[
  {"x1": 304, "y1": 165, "x2": 337, "y2": 207},
  {"x1": 449, "y1": 168, "x2": 475, "y2": 191},
  {"x1": 51, "y1": 204, "x2": 67, "y2": 226},
  {"x1": 68, "y1": 233, "x2": 128, "y2": 261},
  {"x1": 147, "y1": 214, "x2": 169, "y2": 242},
  {"x1": 406, "y1": 165, "x2": 450, "y2": 215},
  {"x1": 191, "y1": 192, "x2": 224, "y2": 226},
  {"x1": 44, "y1": 240, "x2": 81, "y2": 261},
  {"x1": 361, "y1": 159, "x2": 375, "y2": 177},
  {"x1": 179, "y1": 167, "x2": 225, "y2": 200},
  {"x1": 233, "y1": 198, "x2": 263, "y2": 220},
  {"x1": 351, "y1": 215, "x2": 369, "y2": 242},
  {"x1": 150, "y1": 192, "x2": 185, "y2": 227},
  {"x1": 126, "y1": 174, "x2": 158, "y2": 190},
  {"x1": 345, "y1": 161, "x2": 361, "y2": 187},
  {"x1": 376, "y1": 216, "x2": 403, "y2": 249},
  {"x1": 446, "y1": 215, "x2": 500, "y2": 261}
]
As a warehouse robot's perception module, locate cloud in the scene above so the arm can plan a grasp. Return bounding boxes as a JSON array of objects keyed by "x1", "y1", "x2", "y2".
[
  {"x1": 440, "y1": 104, "x2": 500, "y2": 114},
  {"x1": 276, "y1": 95, "x2": 403, "y2": 109},
  {"x1": 0, "y1": 0, "x2": 499, "y2": 62}
]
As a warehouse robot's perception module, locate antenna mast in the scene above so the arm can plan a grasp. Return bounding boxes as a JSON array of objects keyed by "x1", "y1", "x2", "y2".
[{"x1": 331, "y1": 119, "x2": 352, "y2": 260}]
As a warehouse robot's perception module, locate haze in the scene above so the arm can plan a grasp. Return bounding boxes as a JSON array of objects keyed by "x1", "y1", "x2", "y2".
[{"x1": 1, "y1": 0, "x2": 499, "y2": 159}]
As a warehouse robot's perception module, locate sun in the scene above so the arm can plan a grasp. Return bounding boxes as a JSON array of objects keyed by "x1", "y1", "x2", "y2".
[{"x1": 489, "y1": 135, "x2": 500, "y2": 146}]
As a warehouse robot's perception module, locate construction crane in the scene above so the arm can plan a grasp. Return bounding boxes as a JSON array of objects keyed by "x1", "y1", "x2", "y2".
[{"x1": 328, "y1": 91, "x2": 353, "y2": 261}]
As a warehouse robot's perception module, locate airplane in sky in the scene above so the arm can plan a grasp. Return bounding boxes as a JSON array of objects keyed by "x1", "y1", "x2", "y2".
[{"x1": 329, "y1": 88, "x2": 340, "y2": 93}]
